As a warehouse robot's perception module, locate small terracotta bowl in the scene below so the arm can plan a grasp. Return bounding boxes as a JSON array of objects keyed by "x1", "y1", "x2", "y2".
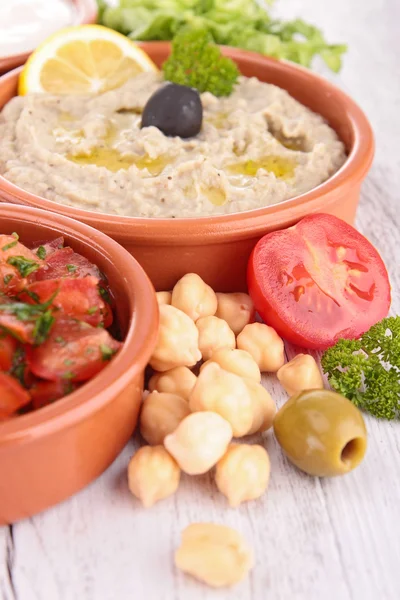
[
  {"x1": 0, "y1": 0, "x2": 98, "y2": 74},
  {"x1": 0, "y1": 204, "x2": 158, "y2": 525},
  {"x1": 0, "y1": 43, "x2": 374, "y2": 291}
]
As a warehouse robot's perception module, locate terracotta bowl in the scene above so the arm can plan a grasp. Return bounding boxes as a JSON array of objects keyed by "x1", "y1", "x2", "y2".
[
  {"x1": 0, "y1": 43, "x2": 374, "y2": 292},
  {"x1": 0, "y1": 0, "x2": 98, "y2": 74},
  {"x1": 0, "y1": 204, "x2": 158, "y2": 525}
]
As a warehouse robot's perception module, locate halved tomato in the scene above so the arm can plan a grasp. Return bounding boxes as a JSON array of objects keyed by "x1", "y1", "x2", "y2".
[
  {"x1": 0, "y1": 333, "x2": 17, "y2": 370},
  {"x1": 27, "y1": 318, "x2": 122, "y2": 382},
  {"x1": 29, "y1": 379, "x2": 77, "y2": 410},
  {"x1": 247, "y1": 213, "x2": 391, "y2": 349},
  {"x1": 0, "y1": 372, "x2": 31, "y2": 420},
  {"x1": 22, "y1": 276, "x2": 112, "y2": 327},
  {"x1": 33, "y1": 247, "x2": 103, "y2": 282},
  {"x1": 0, "y1": 235, "x2": 44, "y2": 294}
]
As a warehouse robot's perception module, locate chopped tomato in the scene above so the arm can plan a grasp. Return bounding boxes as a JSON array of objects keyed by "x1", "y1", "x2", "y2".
[
  {"x1": 0, "y1": 235, "x2": 44, "y2": 294},
  {"x1": 33, "y1": 247, "x2": 103, "y2": 282},
  {"x1": 27, "y1": 318, "x2": 122, "y2": 382},
  {"x1": 29, "y1": 379, "x2": 77, "y2": 410},
  {"x1": 31, "y1": 237, "x2": 65, "y2": 259},
  {"x1": 22, "y1": 276, "x2": 112, "y2": 327},
  {"x1": 0, "y1": 232, "x2": 121, "y2": 419},
  {"x1": 0, "y1": 333, "x2": 17, "y2": 370},
  {"x1": 0, "y1": 372, "x2": 31, "y2": 420},
  {"x1": 0, "y1": 296, "x2": 36, "y2": 343},
  {"x1": 247, "y1": 213, "x2": 391, "y2": 349}
]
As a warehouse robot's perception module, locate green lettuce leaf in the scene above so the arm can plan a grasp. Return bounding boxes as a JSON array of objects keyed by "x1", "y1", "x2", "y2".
[{"x1": 97, "y1": 0, "x2": 347, "y2": 72}]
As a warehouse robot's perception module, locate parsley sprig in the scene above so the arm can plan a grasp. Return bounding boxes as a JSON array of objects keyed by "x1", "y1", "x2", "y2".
[
  {"x1": 7, "y1": 255, "x2": 40, "y2": 277},
  {"x1": 321, "y1": 317, "x2": 400, "y2": 420}
]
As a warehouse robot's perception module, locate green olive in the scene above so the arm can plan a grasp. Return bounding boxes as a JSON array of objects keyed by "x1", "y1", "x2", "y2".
[{"x1": 273, "y1": 389, "x2": 367, "y2": 477}]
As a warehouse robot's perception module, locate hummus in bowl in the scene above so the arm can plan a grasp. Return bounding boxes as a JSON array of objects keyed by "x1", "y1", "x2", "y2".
[{"x1": 0, "y1": 71, "x2": 346, "y2": 218}]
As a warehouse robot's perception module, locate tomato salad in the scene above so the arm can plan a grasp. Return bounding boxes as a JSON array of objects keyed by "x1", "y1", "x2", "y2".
[{"x1": 0, "y1": 233, "x2": 122, "y2": 422}]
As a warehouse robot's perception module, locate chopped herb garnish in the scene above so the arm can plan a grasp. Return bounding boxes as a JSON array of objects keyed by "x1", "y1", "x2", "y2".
[
  {"x1": 0, "y1": 292, "x2": 58, "y2": 322},
  {"x1": 54, "y1": 336, "x2": 66, "y2": 345},
  {"x1": 10, "y1": 346, "x2": 27, "y2": 387},
  {"x1": 87, "y1": 306, "x2": 98, "y2": 315},
  {"x1": 100, "y1": 343, "x2": 116, "y2": 361},
  {"x1": 66, "y1": 264, "x2": 78, "y2": 273},
  {"x1": 3, "y1": 274, "x2": 13, "y2": 286},
  {"x1": 99, "y1": 286, "x2": 111, "y2": 304},
  {"x1": 99, "y1": 343, "x2": 114, "y2": 360},
  {"x1": 36, "y1": 245, "x2": 47, "y2": 260},
  {"x1": 62, "y1": 371, "x2": 75, "y2": 380},
  {"x1": 2, "y1": 235, "x2": 19, "y2": 251},
  {"x1": 85, "y1": 346, "x2": 95, "y2": 355},
  {"x1": 64, "y1": 381, "x2": 75, "y2": 394},
  {"x1": 0, "y1": 301, "x2": 45, "y2": 322},
  {"x1": 64, "y1": 359, "x2": 74, "y2": 366},
  {"x1": 7, "y1": 256, "x2": 40, "y2": 277},
  {"x1": 97, "y1": 322, "x2": 105, "y2": 328},
  {"x1": 24, "y1": 289, "x2": 40, "y2": 304},
  {"x1": 0, "y1": 293, "x2": 58, "y2": 344},
  {"x1": 32, "y1": 310, "x2": 55, "y2": 345}
]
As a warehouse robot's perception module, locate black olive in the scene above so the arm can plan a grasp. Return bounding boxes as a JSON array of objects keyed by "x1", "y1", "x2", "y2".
[{"x1": 141, "y1": 83, "x2": 203, "y2": 139}]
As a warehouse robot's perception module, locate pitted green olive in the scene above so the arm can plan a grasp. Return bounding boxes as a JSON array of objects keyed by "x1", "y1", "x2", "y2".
[{"x1": 273, "y1": 389, "x2": 367, "y2": 477}]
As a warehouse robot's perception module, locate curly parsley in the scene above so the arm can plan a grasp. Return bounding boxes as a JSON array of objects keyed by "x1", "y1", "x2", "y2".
[{"x1": 321, "y1": 317, "x2": 400, "y2": 420}]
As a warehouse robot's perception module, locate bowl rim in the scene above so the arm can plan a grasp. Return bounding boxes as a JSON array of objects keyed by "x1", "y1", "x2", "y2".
[
  {"x1": 0, "y1": 203, "x2": 158, "y2": 445},
  {"x1": 0, "y1": 42, "x2": 375, "y2": 241},
  {"x1": 0, "y1": 0, "x2": 98, "y2": 72}
]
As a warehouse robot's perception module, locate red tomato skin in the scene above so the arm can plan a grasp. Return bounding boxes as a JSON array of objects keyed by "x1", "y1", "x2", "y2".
[
  {"x1": 0, "y1": 334, "x2": 17, "y2": 370},
  {"x1": 0, "y1": 235, "x2": 44, "y2": 294},
  {"x1": 0, "y1": 372, "x2": 31, "y2": 420},
  {"x1": 27, "y1": 318, "x2": 122, "y2": 382},
  {"x1": 22, "y1": 276, "x2": 111, "y2": 327},
  {"x1": 0, "y1": 311, "x2": 35, "y2": 344},
  {"x1": 33, "y1": 247, "x2": 103, "y2": 282},
  {"x1": 29, "y1": 379, "x2": 77, "y2": 410},
  {"x1": 247, "y1": 214, "x2": 391, "y2": 349}
]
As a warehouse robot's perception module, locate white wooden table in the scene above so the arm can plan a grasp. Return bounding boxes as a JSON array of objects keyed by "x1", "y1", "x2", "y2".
[{"x1": 1, "y1": 1, "x2": 400, "y2": 598}]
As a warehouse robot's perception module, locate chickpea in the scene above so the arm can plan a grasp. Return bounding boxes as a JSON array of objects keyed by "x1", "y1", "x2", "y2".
[
  {"x1": 148, "y1": 366, "x2": 197, "y2": 401},
  {"x1": 215, "y1": 292, "x2": 254, "y2": 335},
  {"x1": 140, "y1": 391, "x2": 191, "y2": 446},
  {"x1": 127, "y1": 446, "x2": 180, "y2": 508},
  {"x1": 237, "y1": 322, "x2": 285, "y2": 373},
  {"x1": 156, "y1": 291, "x2": 172, "y2": 306},
  {"x1": 175, "y1": 523, "x2": 254, "y2": 588},
  {"x1": 171, "y1": 273, "x2": 217, "y2": 322},
  {"x1": 196, "y1": 316, "x2": 236, "y2": 361},
  {"x1": 244, "y1": 378, "x2": 276, "y2": 435},
  {"x1": 215, "y1": 443, "x2": 271, "y2": 507},
  {"x1": 189, "y1": 362, "x2": 253, "y2": 437},
  {"x1": 277, "y1": 353, "x2": 324, "y2": 397},
  {"x1": 201, "y1": 348, "x2": 261, "y2": 383},
  {"x1": 164, "y1": 412, "x2": 232, "y2": 475},
  {"x1": 149, "y1": 304, "x2": 201, "y2": 372}
]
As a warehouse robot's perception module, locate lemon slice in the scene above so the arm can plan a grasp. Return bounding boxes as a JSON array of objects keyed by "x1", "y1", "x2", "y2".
[{"x1": 19, "y1": 24, "x2": 158, "y2": 95}]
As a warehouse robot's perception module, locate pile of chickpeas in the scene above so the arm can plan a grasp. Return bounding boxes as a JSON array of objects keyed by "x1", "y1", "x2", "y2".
[{"x1": 126, "y1": 273, "x2": 325, "y2": 588}]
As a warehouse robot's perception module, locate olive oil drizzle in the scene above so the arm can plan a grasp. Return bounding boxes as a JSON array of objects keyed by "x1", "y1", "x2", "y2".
[
  {"x1": 67, "y1": 149, "x2": 171, "y2": 175},
  {"x1": 226, "y1": 155, "x2": 296, "y2": 179},
  {"x1": 201, "y1": 187, "x2": 227, "y2": 206}
]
